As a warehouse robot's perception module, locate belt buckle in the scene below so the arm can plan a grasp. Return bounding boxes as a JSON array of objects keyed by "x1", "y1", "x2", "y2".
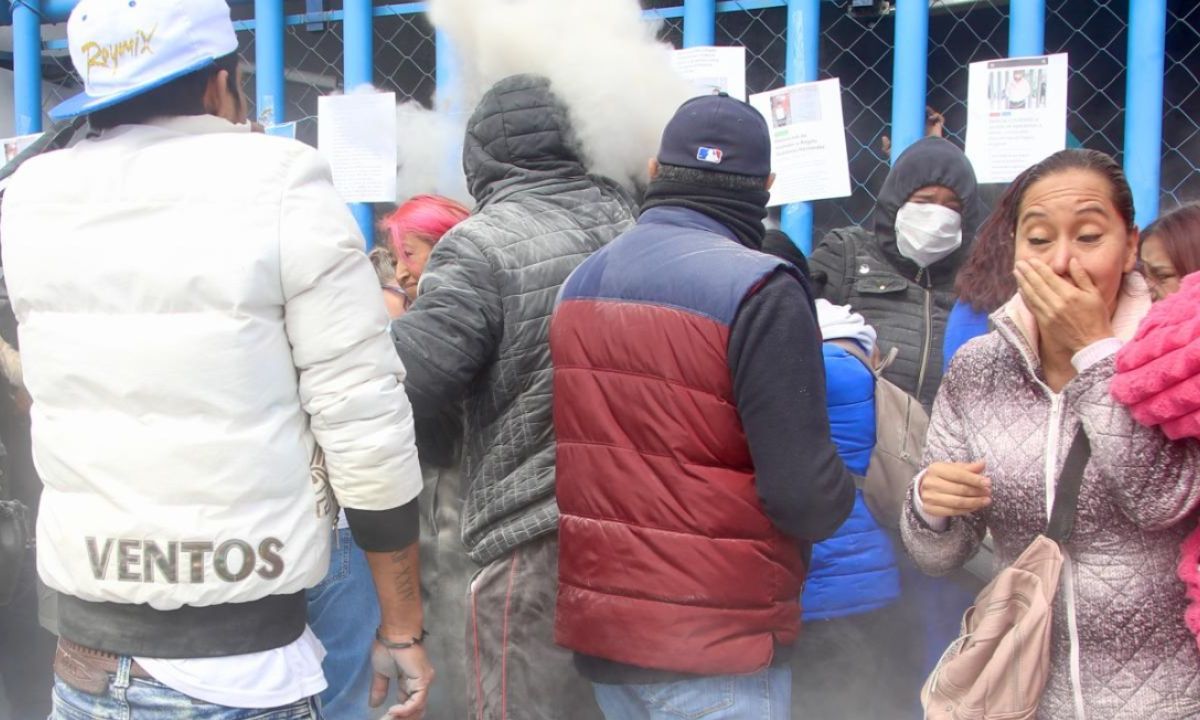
[{"x1": 54, "y1": 643, "x2": 111, "y2": 696}]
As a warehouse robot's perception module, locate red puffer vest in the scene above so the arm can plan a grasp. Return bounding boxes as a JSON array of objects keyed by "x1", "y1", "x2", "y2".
[{"x1": 551, "y1": 207, "x2": 807, "y2": 675}]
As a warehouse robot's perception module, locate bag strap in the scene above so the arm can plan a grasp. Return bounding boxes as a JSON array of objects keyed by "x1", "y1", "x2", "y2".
[{"x1": 1045, "y1": 427, "x2": 1091, "y2": 544}]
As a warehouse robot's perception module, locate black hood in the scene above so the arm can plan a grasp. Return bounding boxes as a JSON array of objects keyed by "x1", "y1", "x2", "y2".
[
  {"x1": 872, "y1": 137, "x2": 985, "y2": 282},
  {"x1": 462, "y1": 74, "x2": 589, "y2": 207}
]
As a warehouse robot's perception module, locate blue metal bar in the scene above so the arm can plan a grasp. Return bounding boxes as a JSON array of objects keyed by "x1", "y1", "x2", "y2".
[
  {"x1": 1124, "y1": 0, "x2": 1166, "y2": 226},
  {"x1": 682, "y1": 0, "x2": 716, "y2": 47},
  {"x1": 254, "y1": 0, "x2": 285, "y2": 126},
  {"x1": 343, "y1": 0, "x2": 376, "y2": 246},
  {"x1": 1007, "y1": 0, "x2": 1045, "y2": 57},
  {"x1": 12, "y1": 0, "x2": 43, "y2": 134},
  {"x1": 889, "y1": 0, "x2": 928, "y2": 164},
  {"x1": 780, "y1": 0, "x2": 819, "y2": 254},
  {"x1": 435, "y1": 29, "x2": 464, "y2": 198}
]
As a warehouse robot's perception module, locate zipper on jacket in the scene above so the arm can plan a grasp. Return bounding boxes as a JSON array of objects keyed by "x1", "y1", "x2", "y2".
[
  {"x1": 1043, "y1": 394, "x2": 1087, "y2": 720},
  {"x1": 914, "y1": 269, "x2": 934, "y2": 401}
]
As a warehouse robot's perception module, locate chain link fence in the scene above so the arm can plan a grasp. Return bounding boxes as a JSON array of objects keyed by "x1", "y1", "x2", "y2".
[
  {"x1": 1162, "y1": 0, "x2": 1200, "y2": 212},
  {"x1": 21, "y1": 2, "x2": 1200, "y2": 223}
]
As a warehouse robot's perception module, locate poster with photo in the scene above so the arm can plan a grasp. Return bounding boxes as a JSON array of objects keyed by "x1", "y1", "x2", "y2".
[
  {"x1": 1, "y1": 132, "x2": 43, "y2": 164},
  {"x1": 670, "y1": 46, "x2": 747, "y2": 101},
  {"x1": 966, "y1": 53, "x2": 1068, "y2": 183},
  {"x1": 749, "y1": 78, "x2": 851, "y2": 206}
]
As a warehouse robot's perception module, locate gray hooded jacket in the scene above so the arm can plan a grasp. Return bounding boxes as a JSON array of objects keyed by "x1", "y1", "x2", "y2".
[{"x1": 391, "y1": 74, "x2": 636, "y2": 565}]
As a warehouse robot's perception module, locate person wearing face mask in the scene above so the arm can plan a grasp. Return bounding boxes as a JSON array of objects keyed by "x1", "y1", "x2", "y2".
[
  {"x1": 811, "y1": 137, "x2": 985, "y2": 411},
  {"x1": 0, "y1": 0, "x2": 433, "y2": 717}
]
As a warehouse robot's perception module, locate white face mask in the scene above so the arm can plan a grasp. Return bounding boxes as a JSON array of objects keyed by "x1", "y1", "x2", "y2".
[{"x1": 894, "y1": 201, "x2": 963, "y2": 268}]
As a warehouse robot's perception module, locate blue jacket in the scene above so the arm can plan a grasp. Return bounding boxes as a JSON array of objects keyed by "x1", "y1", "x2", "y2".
[
  {"x1": 800, "y1": 344, "x2": 902, "y2": 621},
  {"x1": 942, "y1": 300, "x2": 991, "y2": 372}
]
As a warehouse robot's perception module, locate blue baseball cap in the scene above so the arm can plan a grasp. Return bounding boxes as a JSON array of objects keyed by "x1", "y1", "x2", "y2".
[
  {"x1": 657, "y1": 92, "x2": 771, "y2": 177},
  {"x1": 50, "y1": 0, "x2": 239, "y2": 121}
]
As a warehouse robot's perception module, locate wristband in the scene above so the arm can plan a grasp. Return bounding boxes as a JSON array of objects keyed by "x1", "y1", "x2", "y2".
[{"x1": 375, "y1": 628, "x2": 428, "y2": 649}]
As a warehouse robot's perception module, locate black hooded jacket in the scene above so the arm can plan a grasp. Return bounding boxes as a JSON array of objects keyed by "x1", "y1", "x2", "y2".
[
  {"x1": 810, "y1": 138, "x2": 984, "y2": 408},
  {"x1": 390, "y1": 74, "x2": 636, "y2": 565}
]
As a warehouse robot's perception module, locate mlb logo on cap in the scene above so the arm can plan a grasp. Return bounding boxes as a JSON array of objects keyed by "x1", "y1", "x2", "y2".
[{"x1": 697, "y1": 147, "x2": 724, "y2": 164}]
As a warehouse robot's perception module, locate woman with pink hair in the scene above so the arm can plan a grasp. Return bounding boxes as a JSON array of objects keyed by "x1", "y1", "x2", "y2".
[{"x1": 380, "y1": 195, "x2": 471, "y2": 301}]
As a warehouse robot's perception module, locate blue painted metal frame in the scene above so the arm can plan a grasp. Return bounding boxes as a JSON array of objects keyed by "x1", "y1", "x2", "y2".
[
  {"x1": 254, "y1": 0, "x2": 285, "y2": 126},
  {"x1": 890, "y1": 0, "x2": 927, "y2": 164},
  {"x1": 781, "y1": 0, "x2": 819, "y2": 254},
  {"x1": 1124, "y1": 0, "x2": 1166, "y2": 226},
  {"x1": 12, "y1": 0, "x2": 42, "y2": 134},
  {"x1": 683, "y1": 0, "x2": 716, "y2": 46},
  {"x1": 343, "y1": 0, "x2": 376, "y2": 247},
  {"x1": 1007, "y1": 0, "x2": 1045, "y2": 57}
]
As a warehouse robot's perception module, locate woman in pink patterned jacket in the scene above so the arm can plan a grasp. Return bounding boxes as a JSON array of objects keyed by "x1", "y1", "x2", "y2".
[{"x1": 902, "y1": 149, "x2": 1200, "y2": 719}]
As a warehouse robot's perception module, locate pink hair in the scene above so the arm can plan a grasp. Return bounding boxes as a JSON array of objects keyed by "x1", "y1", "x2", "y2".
[{"x1": 380, "y1": 194, "x2": 470, "y2": 257}]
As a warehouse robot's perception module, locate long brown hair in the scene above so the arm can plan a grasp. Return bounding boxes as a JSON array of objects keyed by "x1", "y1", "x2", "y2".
[
  {"x1": 1141, "y1": 203, "x2": 1200, "y2": 279},
  {"x1": 955, "y1": 149, "x2": 1135, "y2": 313}
]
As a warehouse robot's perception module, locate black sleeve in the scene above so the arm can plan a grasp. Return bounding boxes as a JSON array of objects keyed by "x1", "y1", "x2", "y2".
[
  {"x1": 344, "y1": 498, "x2": 420, "y2": 552},
  {"x1": 807, "y1": 230, "x2": 849, "y2": 303},
  {"x1": 728, "y1": 271, "x2": 856, "y2": 542}
]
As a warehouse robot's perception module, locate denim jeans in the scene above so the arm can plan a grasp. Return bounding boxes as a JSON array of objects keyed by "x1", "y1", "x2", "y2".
[
  {"x1": 49, "y1": 658, "x2": 321, "y2": 720},
  {"x1": 592, "y1": 666, "x2": 791, "y2": 720},
  {"x1": 306, "y1": 527, "x2": 379, "y2": 720}
]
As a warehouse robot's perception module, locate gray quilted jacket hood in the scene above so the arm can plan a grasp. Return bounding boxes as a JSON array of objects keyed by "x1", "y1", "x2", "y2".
[
  {"x1": 392, "y1": 74, "x2": 636, "y2": 565},
  {"x1": 902, "y1": 280, "x2": 1200, "y2": 719},
  {"x1": 809, "y1": 138, "x2": 986, "y2": 409}
]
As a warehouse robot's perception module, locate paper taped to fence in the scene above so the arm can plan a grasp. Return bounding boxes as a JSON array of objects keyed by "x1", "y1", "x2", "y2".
[
  {"x1": 749, "y1": 78, "x2": 852, "y2": 206},
  {"x1": 318, "y1": 92, "x2": 398, "y2": 203},
  {"x1": 966, "y1": 53, "x2": 1069, "y2": 184},
  {"x1": 670, "y1": 46, "x2": 747, "y2": 101}
]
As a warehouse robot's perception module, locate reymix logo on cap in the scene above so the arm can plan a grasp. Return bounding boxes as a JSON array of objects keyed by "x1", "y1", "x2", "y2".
[
  {"x1": 81, "y1": 26, "x2": 158, "y2": 80},
  {"x1": 50, "y1": 0, "x2": 239, "y2": 121},
  {"x1": 697, "y1": 147, "x2": 724, "y2": 164}
]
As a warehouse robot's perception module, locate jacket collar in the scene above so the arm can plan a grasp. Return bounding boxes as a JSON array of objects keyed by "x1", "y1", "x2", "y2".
[
  {"x1": 138, "y1": 114, "x2": 253, "y2": 136},
  {"x1": 991, "y1": 272, "x2": 1151, "y2": 374},
  {"x1": 638, "y1": 206, "x2": 741, "y2": 246}
]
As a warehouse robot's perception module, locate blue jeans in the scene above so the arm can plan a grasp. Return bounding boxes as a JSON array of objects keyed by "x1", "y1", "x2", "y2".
[
  {"x1": 306, "y1": 528, "x2": 379, "y2": 720},
  {"x1": 50, "y1": 658, "x2": 320, "y2": 719},
  {"x1": 592, "y1": 666, "x2": 791, "y2": 720}
]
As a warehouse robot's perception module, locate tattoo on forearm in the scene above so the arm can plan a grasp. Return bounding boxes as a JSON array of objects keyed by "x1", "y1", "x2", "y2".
[{"x1": 391, "y1": 550, "x2": 418, "y2": 602}]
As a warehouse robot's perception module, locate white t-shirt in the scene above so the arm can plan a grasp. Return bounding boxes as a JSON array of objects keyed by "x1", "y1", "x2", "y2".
[{"x1": 135, "y1": 626, "x2": 327, "y2": 708}]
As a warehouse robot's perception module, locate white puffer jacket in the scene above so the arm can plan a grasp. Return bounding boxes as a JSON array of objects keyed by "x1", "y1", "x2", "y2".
[{"x1": 1, "y1": 115, "x2": 422, "y2": 610}]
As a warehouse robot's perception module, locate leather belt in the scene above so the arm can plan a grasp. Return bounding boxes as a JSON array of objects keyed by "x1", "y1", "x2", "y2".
[{"x1": 54, "y1": 638, "x2": 152, "y2": 695}]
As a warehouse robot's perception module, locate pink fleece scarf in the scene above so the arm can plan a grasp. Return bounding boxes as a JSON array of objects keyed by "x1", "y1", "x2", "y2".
[{"x1": 1111, "y1": 271, "x2": 1200, "y2": 440}]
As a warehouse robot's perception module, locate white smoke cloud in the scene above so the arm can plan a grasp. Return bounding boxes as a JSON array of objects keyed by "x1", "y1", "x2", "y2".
[
  {"x1": 393, "y1": 101, "x2": 472, "y2": 207},
  {"x1": 428, "y1": 0, "x2": 692, "y2": 191}
]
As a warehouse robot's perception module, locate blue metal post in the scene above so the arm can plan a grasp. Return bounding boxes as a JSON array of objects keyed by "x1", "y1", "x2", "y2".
[
  {"x1": 13, "y1": 0, "x2": 43, "y2": 135},
  {"x1": 890, "y1": 0, "x2": 928, "y2": 163},
  {"x1": 1123, "y1": 0, "x2": 1166, "y2": 226},
  {"x1": 780, "y1": 0, "x2": 819, "y2": 254},
  {"x1": 1007, "y1": 0, "x2": 1045, "y2": 57},
  {"x1": 682, "y1": 0, "x2": 716, "y2": 47},
  {"x1": 253, "y1": 0, "x2": 285, "y2": 126},
  {"x1": 435, "y1": 29, "x2": 463, "y2": 198},
  {"x1": 343, "y1": 0, "x2": 375, "y2": 247}
]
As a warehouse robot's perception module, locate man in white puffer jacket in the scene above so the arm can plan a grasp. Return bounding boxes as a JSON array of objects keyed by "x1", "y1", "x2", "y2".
[{"x1": 0, "y1": 1, "x2": 432, "y2": 718}]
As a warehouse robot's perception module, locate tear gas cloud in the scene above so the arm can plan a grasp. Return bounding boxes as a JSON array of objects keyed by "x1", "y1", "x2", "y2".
[{"x1": 427, "y1": 0, "x2": 692, "y2": 192}]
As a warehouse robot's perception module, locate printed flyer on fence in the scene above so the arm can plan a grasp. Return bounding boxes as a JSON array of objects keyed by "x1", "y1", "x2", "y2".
[
  {"x1": 749, "y1": 78, "x2": 852, "y2": 206},
  {"x1": 670, "y1": 46, "x2": 747, "y2": 100},
  {"x1": 318, "y1": 92, "x2": 398, "y2": 203},
  {"x1": 965, "y1": 53, "x2": 1069, "y2": 183}
]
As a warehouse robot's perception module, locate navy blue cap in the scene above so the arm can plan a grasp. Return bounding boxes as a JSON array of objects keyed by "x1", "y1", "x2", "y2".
[{"x1": 657, "y1": 93, "x2": 771, "y2": 177}]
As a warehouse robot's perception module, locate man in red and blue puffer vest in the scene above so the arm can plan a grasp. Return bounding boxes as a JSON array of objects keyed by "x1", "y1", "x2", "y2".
[{"x1": 550, "y1": 93, "x2": 856, "y2": 719}]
